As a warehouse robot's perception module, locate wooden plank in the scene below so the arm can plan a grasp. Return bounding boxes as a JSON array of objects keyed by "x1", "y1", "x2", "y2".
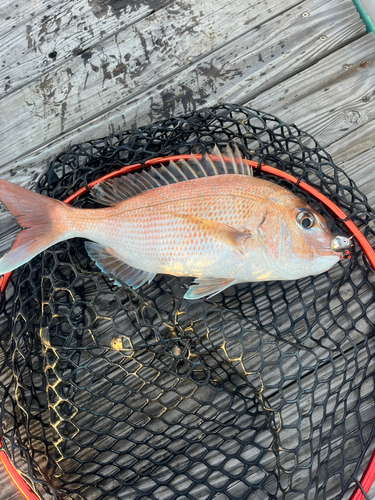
[
  {"x1": 0, "y1": 0, "x2": 164, "y2": 97},
  {"x1": 327, "y1": 117, "x2": 375, "y2": 164},
  {"x1": 326, "y1": 117, "x2": 375, "y2": 206},
  {"x1": 0, "y1": 0, "x2": 366, "y2": 186},
  {"x1": 0, "y1": 0, "x2": 307, "y2": 166},
  {"x1": 248, "y1": 33, "x2": 375, "y2": 149},
  {"x1": 368, "y1": 477, "x2": 375, "y2": 500},
  {"x1": 0, "y1": 0, "x2": 61, "y2": 35},
  {"x1": 0, "y1": 474, "x2": 24, "y2": 500},
  {"x1": 337, "y1": 146, "x2": 375, "y2": 208},
  {"x1": 1, "y1": 335, "x2": 373, "y2": 500}
]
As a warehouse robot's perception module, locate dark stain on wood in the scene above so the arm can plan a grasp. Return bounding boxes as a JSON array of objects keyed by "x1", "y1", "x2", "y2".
[
  {"x1": 88, "y1": 0, "x2": 146, "y2": 19},
  {"x1": 72, "y1": 47, "x2": 93, "y2": 66},
  {"x1": 4, "y1": 75, "x2": 11, "y2": 92},
  {"x1": 151, "y1": 83, "x2": 207, "y2": 120},
  {"x1": 196, "y1": 60, "x2": 243, "y2": 88},
  {"x1": 101, "y1": 61, "x2": 112, "y2": 81},
  {"x1": 38, "y1": 13, "x2": 62, "y2": 43},
  {"x1": 38, "y1": 75, "x2": 56, "y2": 102},
  {"x1": 135, "y1": 27, "x2": 150, "y2": 62},
  {"x1": 112, "y1": 61, "x2": 128, "y2": 78},
  {"x1": 25, "y1": 25, "x2": 35, "y2": 51}
]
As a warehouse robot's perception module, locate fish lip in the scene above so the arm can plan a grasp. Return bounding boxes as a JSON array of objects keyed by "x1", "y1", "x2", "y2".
[{"x1": 317, "y1": 247, "x2": 343, "y2": 258}]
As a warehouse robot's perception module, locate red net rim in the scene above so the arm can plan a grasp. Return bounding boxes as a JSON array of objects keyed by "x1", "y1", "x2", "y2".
[{"x1": 0, "y1": 154, "x2": 374, "y2": 500}]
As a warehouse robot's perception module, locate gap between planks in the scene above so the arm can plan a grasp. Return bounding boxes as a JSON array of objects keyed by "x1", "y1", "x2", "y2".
[
  {"x1": 0, "y1": 0, "x2": 365, "y2": 174},
  {"x1": 0, "y1": 0, "x2": 178, "y2": 98},
  {"x1": 0, "y1": 0, "x2": 304, "y2": 99}
]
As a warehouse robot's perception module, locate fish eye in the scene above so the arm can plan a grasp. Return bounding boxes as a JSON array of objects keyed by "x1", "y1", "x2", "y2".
[{"x1": 297, "y1": 211, "x2": 315, "y2": 229}]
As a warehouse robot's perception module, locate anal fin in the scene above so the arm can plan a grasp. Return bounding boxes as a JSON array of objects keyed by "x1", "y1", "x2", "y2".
[
  {"x1": 184, "y1": 277, "x2": 236, "y2": 300},
  {"x1": 85, "y1": 241, "x2": 155, "y2": 290}
]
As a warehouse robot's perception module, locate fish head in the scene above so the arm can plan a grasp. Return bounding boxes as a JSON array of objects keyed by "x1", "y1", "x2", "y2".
[{"x1": 257, "y1": 196, "x2": 350, "y2": 279}]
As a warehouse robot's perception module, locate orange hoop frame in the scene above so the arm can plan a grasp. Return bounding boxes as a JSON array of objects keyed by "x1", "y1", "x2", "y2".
[{"x1": 0, "y1": 155, "x2": 374, "y2": 500}]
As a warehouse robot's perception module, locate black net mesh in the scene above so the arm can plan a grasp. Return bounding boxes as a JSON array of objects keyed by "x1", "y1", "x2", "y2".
[{"x1": 0, "y1": 103, "x2": 374, "y2": 500}]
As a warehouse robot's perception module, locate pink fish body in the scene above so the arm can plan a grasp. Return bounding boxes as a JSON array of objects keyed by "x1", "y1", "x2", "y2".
[{"x1": 0, "y1": 145, "x2": 349, "y2": 299}]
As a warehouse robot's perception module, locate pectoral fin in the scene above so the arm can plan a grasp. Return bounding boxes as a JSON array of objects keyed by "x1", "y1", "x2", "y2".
[
  {"x1": 184, "y1": 277, "x2": 236, "y2": 300},
  {"x1": 169, "y1": 213, "x2": 252, "y2": 253},
  {"x1": 85, "y1": 241, "x2": 155, "y2": 289}
]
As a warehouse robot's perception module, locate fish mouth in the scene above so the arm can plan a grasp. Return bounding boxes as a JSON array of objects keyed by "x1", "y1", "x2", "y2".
[
  {"x1": 318, "y1": 243, "x2": 352, "y2": 261},
  {"x1": 314, "y1": 236, "x2": 352, "y2": 258},
  {"x1": 317, "y1": 247, "x2": 342, "y2": 258}
]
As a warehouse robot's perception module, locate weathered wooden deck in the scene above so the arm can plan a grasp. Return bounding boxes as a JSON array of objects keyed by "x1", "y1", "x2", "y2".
[{"x1": 0, "y1": 0, "x2": 374, "y2": 498}]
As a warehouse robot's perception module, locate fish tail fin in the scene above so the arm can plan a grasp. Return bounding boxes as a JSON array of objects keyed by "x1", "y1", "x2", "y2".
[{"x1": 0, "y1": 179, "x2": 70, "y2": 275}]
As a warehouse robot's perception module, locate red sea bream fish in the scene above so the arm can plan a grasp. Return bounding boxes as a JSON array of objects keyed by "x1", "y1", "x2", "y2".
[{"x1": 0, "y1": 145, "x2": 350, "y2": 299}]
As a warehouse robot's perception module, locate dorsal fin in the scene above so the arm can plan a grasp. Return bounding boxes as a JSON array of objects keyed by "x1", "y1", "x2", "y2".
[
  {"x1": 222, "y1": 143, "x2": 253, "y2": 176},
  {"x1": 175, "y1": 158, "x2": 200, "y2": 179},
  {"x1": 90, "y1": 168, "x2": 169, "y2": 206},
  {"x1": 200, "y1": 151, "x2": 219, "y2": 176},
  {"x1": 90, "y1": 143, "x2": 252, "y2": 206},
  {"x1": 211, "y1": 144, "x2": 228, "y2": 175},
  {"x1": 186, "y1": 154, "x2": 208, "y2": 178}
]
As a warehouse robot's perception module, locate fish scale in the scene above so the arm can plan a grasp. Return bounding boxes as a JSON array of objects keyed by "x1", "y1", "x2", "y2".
[
  {"x1": 0, "y1": 145, "x2": 349, "y2": 300},
  {"x1": 79, "y1": 176, "x2": 263, "y2": 276}
]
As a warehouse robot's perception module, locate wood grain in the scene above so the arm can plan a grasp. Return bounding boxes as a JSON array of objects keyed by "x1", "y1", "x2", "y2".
[
  {"x1": 0, "y1": 0, "x2": 366, "y2": 186},
  {"x1": 248, "y1": 34, "x2": 375, "y2": 148},
  {"x1": 0, "y1": 0, "x2": 61, "y2": 35},
  {"x1": 337, "y1": 147, "x2": 375, "y2": 208},
  {"x1": 328, "y1": 116, "x2": 375, "y2": 163},
  {"x1": 0, "y1": 0, "x2": 163, "y2": 97},
  {"x1": 0, "y1": 0, "x2": 307, "y2": 169},
  {"x1": 0, "y1": 472, "x2": 25, "y2": 500}
]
